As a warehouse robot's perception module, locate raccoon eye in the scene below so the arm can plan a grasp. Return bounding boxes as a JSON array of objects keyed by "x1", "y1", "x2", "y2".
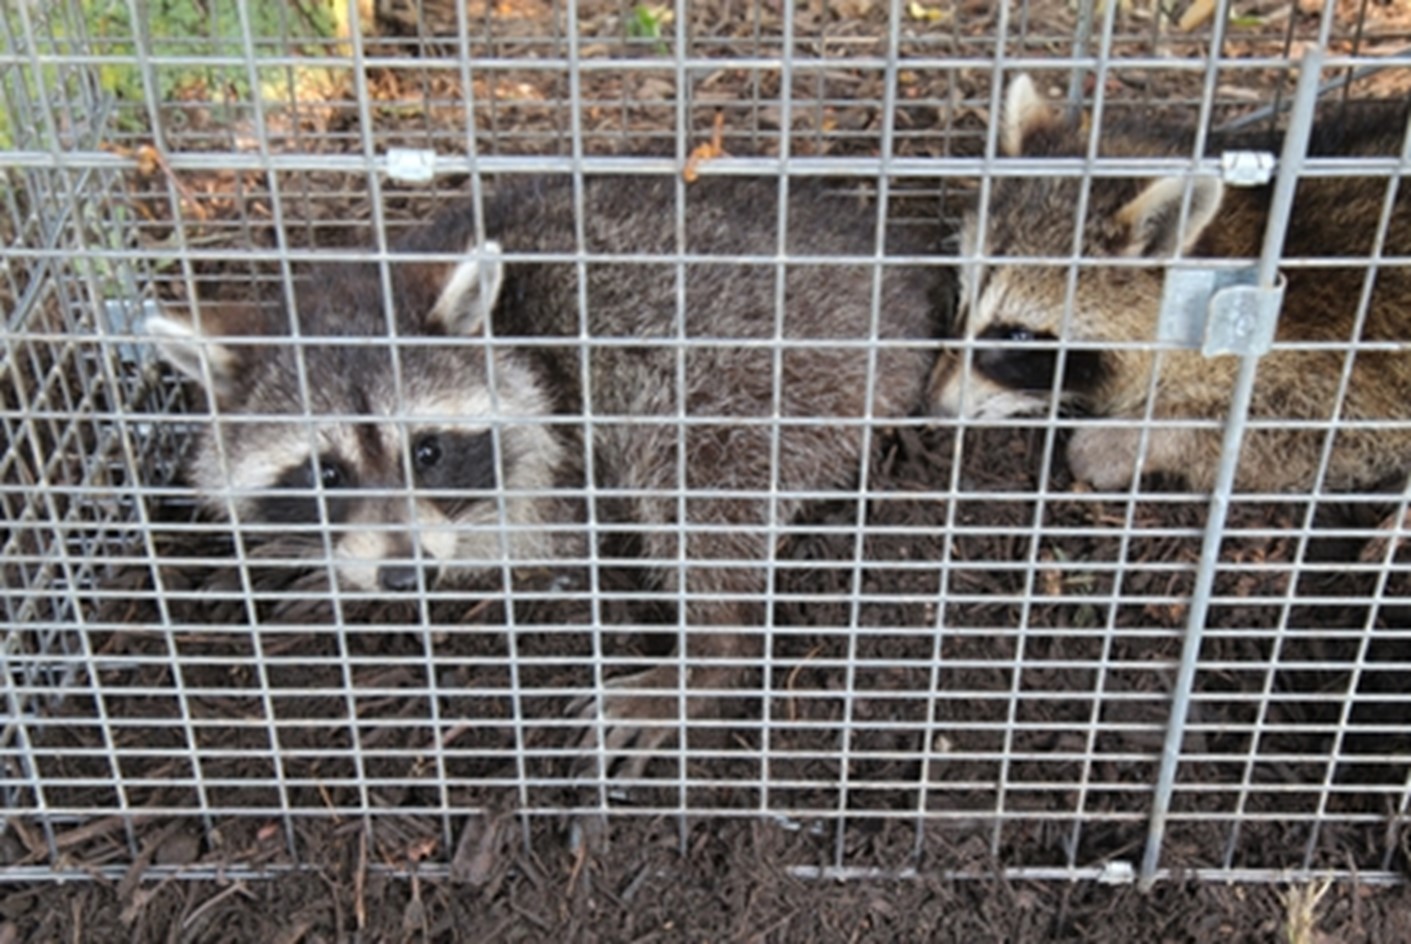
[
  {"x1": 413, "y1": 435, "x2": 442, "y2": 470},
  {"x1": 415, "y1": 430, "x2": 497, "y2": 500},
  {"x1": 1001, "y1": 326, "x2": 1035, "y2": 343},
  {"x1": 317, "y1": 458, "x2": 348, "y2": 489},
  {"x1": 260, "y1": 456, "x2": 352, "y2": 525}
]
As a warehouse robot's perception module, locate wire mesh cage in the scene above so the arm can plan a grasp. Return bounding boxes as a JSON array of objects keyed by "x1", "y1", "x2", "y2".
[{"x1": 2, "y1": 0, "x2": 1411, "y2": 899}]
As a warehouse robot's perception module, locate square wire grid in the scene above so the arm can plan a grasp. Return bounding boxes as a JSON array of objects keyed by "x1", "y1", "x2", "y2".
[{"x1": 2, "y1": 0, "x2": 1411, "y2": 887}]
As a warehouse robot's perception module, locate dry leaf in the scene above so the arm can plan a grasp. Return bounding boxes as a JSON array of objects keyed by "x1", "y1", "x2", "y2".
[
  {"x1": 1178, "y1": 0, "x2": 1217, "y2": 30},
  {"x1": 683, "y1": 111, "x2": 728, "y2": 183},
  {"x1": 906, "y1": 1, "x2": 950, "y2": 23}
]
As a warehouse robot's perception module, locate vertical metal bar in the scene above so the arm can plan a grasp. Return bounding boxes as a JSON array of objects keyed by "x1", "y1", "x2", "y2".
[
  {"x1": 1057, "y1": 0, "x2": 1126, "y2": 868},
  {"x1": 830, "y1": 0, "x2": 901, "y2": 869},
  {"x1": 671, "y1": 0, "x2": 691, "y2": 852},
  {"x1": 872, "y1": 0, "x2": 911, "y2": 861},
  {"x1": 443, "y1": 0, "x2": 535, "y2": 852},
  {"x1": 1066, "y1": 0, "x2": 1095, "y2": 120},
  {"x1": 921, "y1": 0, "x2": 1011, "y2": 864},
  {"x1": 1138, "y1": 42, "x2": 1328, "y2": 888},
  {"x1": 227, "y1": 0, "x2": 310, "y2": 861},
  {"x1": 565, "y1": 0, "x2": 614, "y2": 828}
]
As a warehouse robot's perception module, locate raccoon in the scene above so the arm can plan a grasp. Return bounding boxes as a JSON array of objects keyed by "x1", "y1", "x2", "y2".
[
  {"x1": 929, "y1": 74, "x2": 1411, "y2": 493},
  {"x1": 146, "y1": 175, "x2": 944, "y2": 764}
]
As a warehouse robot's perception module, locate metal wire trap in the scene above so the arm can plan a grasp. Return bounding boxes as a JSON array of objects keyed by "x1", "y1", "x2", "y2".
[{"x1": 3, "y1": 0, "x2": 1411, "y2": 902}]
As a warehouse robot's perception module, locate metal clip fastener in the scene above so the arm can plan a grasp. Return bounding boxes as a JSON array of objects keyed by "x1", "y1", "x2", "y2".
[
  {"x1": 386, "y1": 147, "x2": 437, "y2": 183},
  {"x1": 1220, "y1": 150, "x2": 1276, "y2": 187},
  {"x1": 1203, "y1": 275, "x2": 1286, "y2": 358},
  {"x1": 1157, "y1": 266, "x2": 1287, "y2": 359}
]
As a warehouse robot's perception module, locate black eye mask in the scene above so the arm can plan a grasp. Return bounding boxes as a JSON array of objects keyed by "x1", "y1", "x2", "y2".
[
  {"x1": 412, "y1": 429, "x2": 498, "y2": 515},
  {"x1": 411, "y1": 430, "x2": 497, "y2": 490},
  {"x1": 249, "y1": 431, "x2": 499, "y2": 524},
  {"x1": 972, "y1": 323, "x2": 1108, "y2": 396},
  {"x1": 256, "y1": 454, "x2": 356, "y2": 525}
]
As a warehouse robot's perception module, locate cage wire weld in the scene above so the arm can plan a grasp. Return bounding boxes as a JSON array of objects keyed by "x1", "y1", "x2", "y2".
[{"x1": 2, "y1": 0, "x2": 1411, "y2": 893}]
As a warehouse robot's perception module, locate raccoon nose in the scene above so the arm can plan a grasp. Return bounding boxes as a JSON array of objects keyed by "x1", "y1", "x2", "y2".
[{"x1": 377, "y1": 564, "x2": 437, "y2": 593}]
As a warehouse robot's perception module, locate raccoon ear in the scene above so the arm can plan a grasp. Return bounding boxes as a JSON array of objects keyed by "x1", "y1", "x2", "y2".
[
  {"x1": 143, "y1": 308, "x2": 242, "y2": 398},
  {"x1": 428, "y1": 239, "x2": 505, "y2": 336},
  {"x1": 1001, "y1": 73, "x2": 1061, "y2": 156},
  {"x1": 1114, "y1": 176, "x2": 1225, "y2": 257}
]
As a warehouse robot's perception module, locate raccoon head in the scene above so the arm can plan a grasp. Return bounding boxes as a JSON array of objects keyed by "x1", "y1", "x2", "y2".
[
  {"x1": 930, "y1": 73, "x2": 1227, "y2": 421},
  {"x1": 147, "y1": 239, "x2": 565, "y2": 593}
]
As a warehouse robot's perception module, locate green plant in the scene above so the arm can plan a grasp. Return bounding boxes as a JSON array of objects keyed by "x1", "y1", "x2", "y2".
[
  {"x1": 77, "y1": 0, "x2": 345, "y2": 131},
  {"x1": 626, "y1": 3, "x2": 672, "y2": 53}
]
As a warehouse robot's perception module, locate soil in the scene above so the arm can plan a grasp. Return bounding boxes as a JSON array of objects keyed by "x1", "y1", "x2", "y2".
[
  {"x1": 7, "y1": 0, "x2": 1411, "y2": 941},
  {"x1": 6, "y1": 824, "x2": 1411, "y2": 943}
]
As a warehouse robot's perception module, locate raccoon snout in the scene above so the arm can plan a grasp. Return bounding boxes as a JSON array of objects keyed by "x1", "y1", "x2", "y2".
[
  {"x1": 378, "y1": 562, "x2": 440, "y2": 593},
  {"x1": 337, "y1": 526, "x2": 450, "y2": 593}
]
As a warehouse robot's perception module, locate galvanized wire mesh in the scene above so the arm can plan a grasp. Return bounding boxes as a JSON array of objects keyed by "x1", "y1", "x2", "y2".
[{"x1": 3, "y1": 0, "x2": 1411, "y2": 888}]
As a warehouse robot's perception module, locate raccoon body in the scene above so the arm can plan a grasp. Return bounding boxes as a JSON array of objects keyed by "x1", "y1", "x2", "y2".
[
  {"x1": 148, "y1": 175, "x2": 944, "y2": 758},
  {"x1": 928, "y1": 74, "x2": 1411, "y2": 493}
]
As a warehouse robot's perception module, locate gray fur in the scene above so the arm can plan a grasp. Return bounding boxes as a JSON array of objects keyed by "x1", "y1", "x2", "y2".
[{"x1": 148, "y1": 175, "x2": 946, "y2": 763}]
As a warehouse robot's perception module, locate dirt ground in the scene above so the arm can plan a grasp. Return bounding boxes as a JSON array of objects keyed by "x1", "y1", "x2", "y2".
[
  {"x1": 7, "y1": 0, "x2": 1411, "y2": 941},
  {"x1": 6, "y1": 822, "x2": 1411, "y2": 943}
]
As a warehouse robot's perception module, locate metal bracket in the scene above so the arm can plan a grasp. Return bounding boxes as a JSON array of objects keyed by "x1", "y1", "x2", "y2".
[
  {"x1": 1219, "y1": 150, "x2": 1276, "y2": 187},
  {"x1": 1097, "y1": 860, "x2": 1136, "y2": 885},
  {"x1": 385, "y1": 147, "x2": 437, "y2": 183},
  {"x1": 1157, "y1": 266, "x2": 1287, "y2": 359}
]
